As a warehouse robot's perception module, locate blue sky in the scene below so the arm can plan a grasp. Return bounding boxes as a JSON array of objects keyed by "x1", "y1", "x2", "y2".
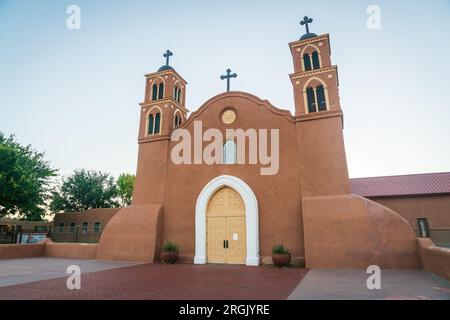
[{"x1": 1, "y1": 0, "x2": 449, "y2": 178}]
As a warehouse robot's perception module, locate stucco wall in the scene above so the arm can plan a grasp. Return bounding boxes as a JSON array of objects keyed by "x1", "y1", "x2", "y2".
[
  {"x1": 303, "y1": 194, "x2": 420, "y2": 268},
  {"x1": 53, "y1": 208, "x2": 121, "y2": 225},
  {"x1": 417, "y1": 238, "x2": 450, "y2": 281},
  {"x1": 0, "y1": 243, "x2": 45, "y2": 259},
  {"x1": 44, "y1": 241, "x2": 98, "y2": 259},
  {"x1": 133, "y1": 93, "x2": 306, "y2": 263},
  {"x1": 0, "y1": 239, "x2": 98, "y2": 260},
  {"x1": 52, "y1": 208, "x2": 120, "y2": 243},
  {"x1": 0, "y1": 219, "x2": 52, "y2": 233},
  {"x1": 133, "y1": 140, "x2": 170, "y2": 205},
  {"x1": 296, "y1": 115, "x2": 351, "y2": 197},
  {"x1": 96, "y1": 204, "x2": 163, "y2": 262},
  {"x1": 370, "y1": 195, "x2": 450, "y2": 245}
]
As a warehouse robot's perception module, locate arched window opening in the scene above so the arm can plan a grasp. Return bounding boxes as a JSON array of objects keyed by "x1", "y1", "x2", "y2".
[
  {"x1": 152, "y1": 84, "x2": 158, "y2": 101},
  {"x1": 148, "y1": 114, "x2": 154, "y2": 135},
  {"x1": 303, "y1": 54, "x2": 312, "y2": 71},
  {"x1": 174, "y1": 86, "x2": 179, "y2": 101},
  {"x1": 223, "y1": 140, "x2": 236, "y2": 165},
  {"x1": 158, "y1": 83, "x2": 164, "y2": 100},
  {"x1": 305, "y1": 84, "x2": 328, "y2": 113},
  {"x1": 316, "y1": 85, "x2": 327, "y2": 111},
  {"x1": 306, "y1": 87, "x2": 316, "y2": 113},
  {"x1": 177, "y1": 88, "x2": 182, "y2": 103},
  {"x1": 174, "y1": 114, "x2": 182, "y2": 128},
  {"x1": 154, "y1": 113, "x2": 161, "y2": 134},
  {"x1": 312, "y1": 51, "x2": 320, "y2": 70}
]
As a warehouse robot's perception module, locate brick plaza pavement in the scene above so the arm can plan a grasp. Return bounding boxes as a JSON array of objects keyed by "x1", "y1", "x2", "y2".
[{"x1": 0, "y1": 261, "x2": 308, "y2": 300}]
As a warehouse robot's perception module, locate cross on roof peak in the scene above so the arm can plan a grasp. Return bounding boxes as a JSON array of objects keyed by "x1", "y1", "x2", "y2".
[
  {"x1": 220, "y1": 68, "x2": 237, "y2": 92},
  {"x1": 163, "y1": 50, "x2": 173, "y2": 66},
  {"x1": 300, "y1": 16, "x2": 313, "y2": 34}
]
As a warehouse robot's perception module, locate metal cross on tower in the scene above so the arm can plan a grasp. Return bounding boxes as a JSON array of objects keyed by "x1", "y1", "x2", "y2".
[
  {"x1": 220, "y1": 68, "x2": 237, "y2": 92},
  {"x1": 300, "y1": 16, "x2": 313, "y2": 34},
  {"x1": 163, "y1": 50, "x2": 173, "y2": 66}
]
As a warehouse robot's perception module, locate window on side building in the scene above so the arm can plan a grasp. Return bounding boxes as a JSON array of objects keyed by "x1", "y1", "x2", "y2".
[{"x1": 417, "y1": 218, "x2": 430, "y2": 238}]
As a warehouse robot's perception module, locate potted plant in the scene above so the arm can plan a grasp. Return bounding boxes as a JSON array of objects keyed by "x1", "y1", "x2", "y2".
[
  {"x1": 272, "y1": 244, "x2": 291, "y2": 267},
  {"x1": 160, "y1": 241, "x2": 179, "y2": 264}
]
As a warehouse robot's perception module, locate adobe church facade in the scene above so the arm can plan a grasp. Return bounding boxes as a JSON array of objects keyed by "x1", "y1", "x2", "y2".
[{"x1": 96, "y1": 19, "x2": 420, "y2": 268}]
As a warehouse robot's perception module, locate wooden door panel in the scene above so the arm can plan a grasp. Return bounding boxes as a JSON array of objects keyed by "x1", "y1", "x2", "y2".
[
  {"x1": 207, "y1": 217, "x2": 226, "y2": 263},
  {"x1": 226, "y1": 217, "x2": 246, "y2": 264},
  {"x1": 207, "y1": 188, "x2": 245, "y2": 217},
  {"x1": 207, "y1": 187, "x2": 246, "y2": 265}
]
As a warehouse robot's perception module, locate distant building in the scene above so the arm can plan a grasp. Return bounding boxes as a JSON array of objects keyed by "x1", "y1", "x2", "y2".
[
  {"x1": 0, "y1": 219, "x2": 52, "y2": 244},
  {"x1": 351, "y1": 172, "x2": 450, "y2": 246},
  {"x1": 51, "y1": 208, "x2": 120, "y2": 243}
]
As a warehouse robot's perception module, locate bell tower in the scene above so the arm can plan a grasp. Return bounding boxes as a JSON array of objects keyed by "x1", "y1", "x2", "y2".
[
  {"x1": 133, "y1": 50, "x2": 189, "y2": 205},
  {"x1": 289, "y1": 16, "x2": 341, "y2": 116},
  {"x1": 138, "y1": 50, "x2": 189, "y2": 141},
  {"x1": 291, "y1": 17, "x2": 351, "y2": 197}
]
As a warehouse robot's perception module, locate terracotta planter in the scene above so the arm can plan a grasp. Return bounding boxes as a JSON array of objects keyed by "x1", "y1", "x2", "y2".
[
  {"x1": 161, "y1": 251, "x2": 179, "y2": 264},
  {"x1": 272, "y1": 253, "x2": 291, "y2": 267}
]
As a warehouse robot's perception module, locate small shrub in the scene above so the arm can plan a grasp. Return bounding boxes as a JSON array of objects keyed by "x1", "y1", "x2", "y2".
[
  {"x1": 162, "y1": 241, "x2": 179, "y2": 252},
  {"x1": 273, "y1": 244, "x2": 289, "y2": 254}
]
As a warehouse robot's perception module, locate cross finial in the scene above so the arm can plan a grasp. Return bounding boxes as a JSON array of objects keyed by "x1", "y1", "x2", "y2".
[
  {"x1": 163, "y1": 50, "x2": 173, "y2": 66},
  {"x1": 220, "y1": 68, "x2": 237, "y2": 92},
  {"x1": 300, "y1": 16, "x2": 313, "y2": 34}
]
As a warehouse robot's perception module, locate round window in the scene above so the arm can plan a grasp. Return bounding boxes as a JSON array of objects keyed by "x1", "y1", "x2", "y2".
[{"x1": 221, "y1": 108, "x2": 236, "y2": 125}]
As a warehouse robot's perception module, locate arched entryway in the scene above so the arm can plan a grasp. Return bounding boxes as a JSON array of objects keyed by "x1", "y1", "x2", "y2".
[
  {"x1": 194, "y1": 175, "x2": 259, "y2": 266},
  {"x1": 207, "y1": 187, "x2": 246, "y2": 264}
]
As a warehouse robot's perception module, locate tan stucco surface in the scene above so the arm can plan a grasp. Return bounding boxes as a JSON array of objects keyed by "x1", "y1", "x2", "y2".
[
  {"x1": 303, "y1": 194, "x2": 420, "y2": 268},
  {"x1": 0, "y1": 243, "x2": 45, "y2": 259},
  {"x1": 370, "y1": 195, "x2": 450, "y2": 244},
  {"x1": 96, "y1": 205, "x2": 163, "y2": 262},
  {"x1": 44, "y1": 241, "x2": 98, "y2": 259},
  {"x1": 418, "y1": 238, "x2": 450, "y2": 281}
]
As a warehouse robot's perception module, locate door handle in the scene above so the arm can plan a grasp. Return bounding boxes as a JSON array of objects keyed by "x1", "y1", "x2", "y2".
[
  {"x1": 225, "y1": 240, "x2": 229, "y2": 249},
  {"x1": 223, "y1": 240, "x2": 226, "y2": 248}
]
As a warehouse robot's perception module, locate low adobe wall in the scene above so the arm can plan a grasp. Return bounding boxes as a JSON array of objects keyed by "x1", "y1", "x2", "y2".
[
  {"x1": 0, "y1": 239, "x2": 97, "y2": 260},
  {"x1": 96, "y1": 204, "x2": 163, "y2": 262},
  {"x1": 44, "y1": 240, "x2": 98, "y2": 259},
  {"x1": 1, "y1": 204, "x2": 164, "y2": 262},
  {"x1": 417, "y1": 238, "x2": 450, "y2": 281},
  {"x1": 302, "y1": 194, "x2": 420, "y2": 269},
  {"x1": 0, "y1": 243, "x2": 45, "y2": 259}
]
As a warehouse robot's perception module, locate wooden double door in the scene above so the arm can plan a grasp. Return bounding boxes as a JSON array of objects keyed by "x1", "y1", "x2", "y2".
[{"x1": 207, "y1": 187, "x2": 246, "y2": 264}]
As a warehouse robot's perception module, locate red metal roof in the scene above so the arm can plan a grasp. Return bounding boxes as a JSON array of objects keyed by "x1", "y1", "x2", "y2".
[{"x1": 350, "y1": 172, "x2": 450, "y2": 197}]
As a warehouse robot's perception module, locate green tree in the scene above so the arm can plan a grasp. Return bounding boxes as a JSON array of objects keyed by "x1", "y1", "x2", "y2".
[
  {"x1": 0, "y1": 132, "x2": 57, "y2": 220},
  {"x1": 50, "y1": 169, "x2": 119, "y2": 213},
  {"x1": 117, "y1": 173, "x2": 135, "y2": 207}
]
